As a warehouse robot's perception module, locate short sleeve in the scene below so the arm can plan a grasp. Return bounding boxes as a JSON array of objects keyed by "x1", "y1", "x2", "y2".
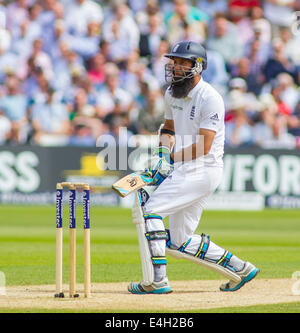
[{"x1": 200, "y1": 94, "x2": 224, "y2": 132}]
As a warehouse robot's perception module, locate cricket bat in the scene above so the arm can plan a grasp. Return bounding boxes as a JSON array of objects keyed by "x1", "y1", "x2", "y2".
[{"x1": 112, "y1": 172, "x2": 153, "y2": 197}]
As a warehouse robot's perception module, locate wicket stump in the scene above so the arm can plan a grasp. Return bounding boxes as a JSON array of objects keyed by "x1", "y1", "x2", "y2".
[{"x1": 55, "y1": 182, "x2": 91, "y2": 298}]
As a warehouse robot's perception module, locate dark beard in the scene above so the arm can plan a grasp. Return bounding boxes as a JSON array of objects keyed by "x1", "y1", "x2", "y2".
[{"x1": 170, "y1": 76, "x2": 195, "y2": 99}]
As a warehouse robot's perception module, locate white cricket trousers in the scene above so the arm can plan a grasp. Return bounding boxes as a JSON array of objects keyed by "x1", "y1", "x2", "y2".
[{"x1": 144, "y1": 163, "x2": 223, "y2": 248}]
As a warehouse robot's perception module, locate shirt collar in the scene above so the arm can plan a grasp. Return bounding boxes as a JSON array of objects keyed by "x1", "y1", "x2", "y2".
[{"x1": 186, "y1": 76, "x2": 204, "y2": 99}]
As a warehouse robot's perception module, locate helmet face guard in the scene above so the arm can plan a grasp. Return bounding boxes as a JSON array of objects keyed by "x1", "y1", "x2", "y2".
[
  {"x1": 164, "y1": 60, "x2": 203, "y2": 83},
  {"x1": 164, "y1": 41, "x2": 207, "y2": 84}
]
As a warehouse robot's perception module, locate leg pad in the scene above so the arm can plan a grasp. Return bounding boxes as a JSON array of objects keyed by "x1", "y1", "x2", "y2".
[{"x1": 166, "y1": 247, "x2": 241, "y2": 283}]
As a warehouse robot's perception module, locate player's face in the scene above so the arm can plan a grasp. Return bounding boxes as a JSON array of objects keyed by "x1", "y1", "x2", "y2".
[
  {"x1": 173, "y1": 57, "x2": 193, "y2": 78},
  {"x1": 165, "y1": 57, "x2": 194, "y2": 83},
  {"x1": 167, "y1": 57, "x2": 197, "y2": 98}
]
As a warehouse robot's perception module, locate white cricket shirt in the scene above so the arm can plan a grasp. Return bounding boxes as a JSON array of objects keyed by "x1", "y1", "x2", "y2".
[{"x1": 164, "y1": 77, "x2": 225, "y2": 167}]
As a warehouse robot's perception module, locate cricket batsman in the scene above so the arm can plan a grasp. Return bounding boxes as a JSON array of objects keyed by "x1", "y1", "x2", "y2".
[{"x1": 128, "y1": 41, "x2": 259, "y2": 294}]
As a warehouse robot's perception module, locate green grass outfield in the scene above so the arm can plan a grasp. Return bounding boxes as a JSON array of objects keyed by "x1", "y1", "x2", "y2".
[{"x1": 0, "y1": 206, "x2": 299, "y2": 313}]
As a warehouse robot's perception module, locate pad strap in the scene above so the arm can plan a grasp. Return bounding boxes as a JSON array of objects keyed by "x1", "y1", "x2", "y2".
[
  {"x1": 144, "y1": 214, "x2": 163, "y2": 220},
  {"x1": 145, "y1": 230, "x2": 168, "y2": 241},
  {"x1": 217, "y1": 251, "x2": 233, "y2": 268},
  {"x1": 152, "y1": 256, "x2": 167, "y2": 265},
  {"x1": 195, "y1": 233, "x2": 210, "y2": 260},
  {"x1": 178, "y1": 238, "x2": 192, "y2": 252},
  {"x1": 165, "y1": 229, "x2": 172, "y2": 248}
]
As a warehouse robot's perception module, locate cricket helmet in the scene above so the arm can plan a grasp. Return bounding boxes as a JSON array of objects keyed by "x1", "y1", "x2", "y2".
[{"x1": 164, "y1": 41, "x2": 207, "y2": 83}]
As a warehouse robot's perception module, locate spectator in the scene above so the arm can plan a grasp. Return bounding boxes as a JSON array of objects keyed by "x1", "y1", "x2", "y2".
[
  {"x1": 52, "y1": 41, "x2": 84, "y2": 92},
  {"x1": 68, "y1": 122, "x2": 96, "y2": 146},
  {"x1": 248, "y1": 6, "x2": 271, "y2": 44},
  {"x1": 102, "y1": 0, "x2": 140, "y2": 61},
  {"x1": 11, "y1": 3, "x2": 42, "y2": 43},
  {"x1": 0, "y1": 109, "x2": 11, "y2": 144},
  {"x1": 0, "y1": 0, "x2": 6, "y2": 22},
  {"x1": 25, "y1": 3, "x2": 43, "y2": 42},
  {"x1": 263, "y1": 37, "x2": 296, "y2": 83},
  {"x1": 151, "y1": 39, "x2": 171, "y2": 88},
  {"x1": 29, "y1": 38, "x2": 54, "y2": 81},
  {"x1": 38, "y1": 0, "x2": 62, "y2": 57},
  {"x1": 24, "y1": 58, "x2": 43, "y2": 102},
  {"x1": 177, "y1": 16, "x2": 205, "y2": 43},
  {"x1": 97, "y1": 114, "x2": 136, "y2": 147},
  {"x1": 68, "y1": 86, "x2": 104, "y2": 142},
  {"x1": 31, "y1": 86, "x2": 70, "y2": 146},
  {"x1": 267, "y1": 77, "x2": 300, "y2": 142},
  {"x1": 80, "y1": 76, "x2": 99, "y2": 106},
  {"x1": 259, "y1": 92, "x2": 278, "y2": 114},
  {"x1": 65, "y1": 0, "x2": 103, "y2": 36},
  {"x1": 26, "y1": 65, "x2": 59, "y2": 107},
  {"x1": 128, "y1": 0, "x2": 148, "y2": 14},
  {"x1": 253, "y1": 93, "x2": 278, "y2": 146},
  {"x1": 87, "y1": 52, "x2": 106, "y2": 87},
  {"x1": 64, "y1": 20, "x2": 101, "y2": 60},
  {"x1": 119, "y1": 50, "x2": 142, "y2": 98},
  {"x1": 135, "y1": 58, "x2": 161, "y2": 98},
  {"x1": 227, "y1": 1, "x2": 261, "y2": 48},
  {"x1": 225, "y1": 90, "x2": 255, "y2": 147},
  {"x1": 231, "y1": 57, "x2": 263, "y2": 95},
  {"x1": 137, "y1": 87, "x2": 164, "y2": 134},
  {"x1": 227, "y1": 77, "x2": 260, "y2": 115},
  {"x1": 0, "y1": 75, "x2": 28, "y2": 143},
  {"x1": 270, "y1": 79, "x2": 293, "y2": 117},
  {"x1": 260, "y1": 114, "x2": 296, "y2": 149},
  {"x1": 0, "y1": 13, "x2": 11, "y2": 53},
  {"x1": 164, "y1": 0, "x2": 209, "y2": 45},
  {"x1": 0, "y1": 34, "x2": 20, "y2": 83},
  {"x1": 244, "y1": 23, "x2": 271, "y2": 76},
  {"x1": 135, "y1": 0, "x2": 161, "y2": 32},
  {"x1": 288, "y1": 100, "x2": 300, "y2": 137},
  {"x1": 6, "y1": 0, "x2": 29, "y2": 35},
  {"x1": 104, "y1": 18, "x2": 132, "y2": 67},
  {"x1": 201, "y1": 48, "x2": 229, "y2": 96},
  {"x1": 120, "y1": 49, "x2": 160, "y2": 102},
  {"x1": 206, "y1": 13, "x2": 243, "y2": 71},
  {"x1": 65, "y1": 65, "x2": 87, "y2": 100},
  {"x1": 279, "y1": 26, "x2": 300, "y2": 67},
  {"x1": 98, "y1": 39, "x2": 111, "y2": 63},
  {"x1": 10, "y1": 5, "x2": 42, "y2": 65},
  {"x1": 197, "y1": 0, "x2": 228, "y2": 19},
  {"x1": 295, "y1": 0, "x2": 300, "y2": 10},
  {"x1": 96, "y1": 63, "x2": 135, "y2": 124},
  {"x1": 276, "y1": 73, "x2": 299, "y2": 112},
  {"x1": 69, "y1": 87, "x2": 96, "y2": 121},
  {"x1": 139, "y1": 12, "x2": 166, "y2": 61},
  {"x1": 228, "y1": 0, "x2": 261, "y2": 24},
  {"x1": 263, "y1": 0, "x2": 296, "y2": 28},
  {"x1": 48, "y1": 19, "x2": 69, "y2": 61},
  {"x1": 0, "y1": 0, "x2": 299, "y2": 149}
]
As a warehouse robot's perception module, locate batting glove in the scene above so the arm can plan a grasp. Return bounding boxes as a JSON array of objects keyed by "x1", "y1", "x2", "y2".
[{"x1": 144, "y1": 146, "x2": 174, "y2": 185}]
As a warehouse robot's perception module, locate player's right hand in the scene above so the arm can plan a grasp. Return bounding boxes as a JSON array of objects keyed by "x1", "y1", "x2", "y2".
[
  {"x1": 153, "y1": 146, "x2": 174, "y2": 165},
  {"x1": 143, "y1": 147, "x2": 174, "y2": 185}
]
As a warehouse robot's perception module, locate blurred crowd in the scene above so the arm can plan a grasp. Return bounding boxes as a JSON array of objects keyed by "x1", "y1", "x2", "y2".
[{"x1": 0, "y1": 0, "x2": 300, "y2": 149}]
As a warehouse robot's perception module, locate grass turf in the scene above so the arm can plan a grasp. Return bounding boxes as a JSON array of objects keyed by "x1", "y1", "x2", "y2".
[
  {"x1": 0, "y1": 206, "x2": 299, "y2": 312},
  {"x1": 0, "y1": 207, "x2": 299, "y2": 284}
]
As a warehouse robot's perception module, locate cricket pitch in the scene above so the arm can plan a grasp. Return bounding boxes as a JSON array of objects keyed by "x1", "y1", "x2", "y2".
[{"x1": 1, "y1": 278, "x2": 299, "y2": 312}]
